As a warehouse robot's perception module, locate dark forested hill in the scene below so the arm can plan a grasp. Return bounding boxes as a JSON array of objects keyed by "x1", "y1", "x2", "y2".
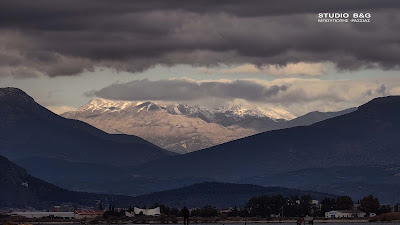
[
  {"x1": 241, "y1": 165, "x2": 400, "y2": 204},
  {"x1": 281, "y1": 107, "x2": 357, "y2": 128},
  {"x1": 0, "y1": 87, "x2": 173, "y2": 166},
  {"x1": 0, "y1": 154, "x2": 334, "y2": 209},
  {"x1": 0, "y1": 154, "x2": 139, "y2": 209},
  {"x1": 129, "y1": 182, "x2": 335, "y2": 208}
]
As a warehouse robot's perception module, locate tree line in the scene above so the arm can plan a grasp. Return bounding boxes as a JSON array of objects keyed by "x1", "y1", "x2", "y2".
[
  {"x1": 230, "y1": 194, "x2": 388, "y2": 218},
  {"x1": 104, "y1": 194, "x2": 389, "y2": 219}
]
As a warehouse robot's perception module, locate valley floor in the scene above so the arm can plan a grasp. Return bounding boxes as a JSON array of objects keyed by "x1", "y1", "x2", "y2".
[{"x1": 0, "y1": 217, "x2": 380, "y2": 224}]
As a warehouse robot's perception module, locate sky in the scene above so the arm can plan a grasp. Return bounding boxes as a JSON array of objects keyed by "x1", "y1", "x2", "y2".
[{"x1": 1, "y1": 0, "x2": 400, "y2": 116}]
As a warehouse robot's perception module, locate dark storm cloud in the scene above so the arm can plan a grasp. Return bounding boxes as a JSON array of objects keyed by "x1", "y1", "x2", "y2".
[
  {"x1": 91, "y1": 79, "x2": 288, "y2": 102},
  {"x1": 0, "y1": 0, "x2": 400, "y2": 77}
]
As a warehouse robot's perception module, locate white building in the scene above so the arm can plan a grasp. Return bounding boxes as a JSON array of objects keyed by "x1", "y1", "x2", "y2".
[
  {"x1": 133, "y1": 207, "x2": 160, "y2": 216},
  {"x1": 125, "y1": 211, "x2": 135, "y2": 217},
  {"x1": 325, "y1": 210, "x2": 366, "y2": 218}
]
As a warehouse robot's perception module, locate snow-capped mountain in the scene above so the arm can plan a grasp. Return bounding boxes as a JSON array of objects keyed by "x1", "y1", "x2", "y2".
[
  {"x1": 167, "y1": 103, "x2": 295, "y2": 127},
  {"x1": 61, "y1": 99, "x2": 295, "y2": 153},
  {"x1": 62, "y1": 99, "x2": 256, "y2": 153},
  {"x1": 71, "y1": 98, "x2": 295, "y2": 127},
  {"x1": 62, "y1": 98, "x2": 354, "y2": 153}
]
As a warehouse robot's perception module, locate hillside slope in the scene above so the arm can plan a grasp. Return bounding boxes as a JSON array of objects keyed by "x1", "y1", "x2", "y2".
[
  {"x1": 0, "y1": 87, "x2": 173, "y2": 166},
  {"x1": 129, "y1": 182, "x2": 335, "y2": 208},
  {"x1": 241, "y1": 165, "x2": 400, "y2": 204},
  {"x1": 132, "y1": 96, "x2": 400, "y2": 181},
  {"x1": 1, "y1": 153, "x2": 334, "y2": 209},
  {"x1": 0, "y1": 154, "x2": 137, "y2": 209}
]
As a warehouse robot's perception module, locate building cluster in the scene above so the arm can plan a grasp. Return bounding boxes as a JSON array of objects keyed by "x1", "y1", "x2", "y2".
[
  {"x1": 324, "y1": 210, "x2": 372, "y2": 218},
  {"x1": 9, "y1": 210, "x2": 106, "y2": 219},
  {"x1": 8, "y1": 206, "x2": 161, "y2": 220},
  {"x1": 6, "y1": 202, "x2": 400, "y2": 220},
  {"x1": 125, "y1": 207, "x2": 161, "y2": 217},
  {"x1": 324, "y1": 203, "x2": 400, "y2": 218}
]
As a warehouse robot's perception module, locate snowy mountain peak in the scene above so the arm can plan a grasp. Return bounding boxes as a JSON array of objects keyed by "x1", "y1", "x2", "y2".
[
  {"x1": 72, "y1": 98, "x2": 295, "y2": 122},
  {"x1": 78, "y1": 98, "x2": 135, "y2": 112},
  {"x1": 61, "y1": 97, "x2": 353, "y2": 153},
  {"x1": 216, "y1": 105, "x2": 256, "y2": 117},
  {"x1": 136, "y1": 101, "x2": 165, "y2": 112},
  {"x1": 254, "y1": 106, "x2": 296, "y2": 121},
  {"x1": 214, "y1": 105, "x2": 295, "y2": 121}
]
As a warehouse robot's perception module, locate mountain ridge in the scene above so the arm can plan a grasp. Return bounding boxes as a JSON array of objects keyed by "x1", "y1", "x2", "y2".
[
  {"x1": 126, "y1": 95, "x2": 400, "y2": 190},
  {"x1": 3, "y1": 87, "x2": 391, "y2": 200},
  {"x1": 62, "y1": 98, "x2": 355, "y2": 153},
  {"x1": 62, "y1": 99, "x2": 260, "y2": 153}
]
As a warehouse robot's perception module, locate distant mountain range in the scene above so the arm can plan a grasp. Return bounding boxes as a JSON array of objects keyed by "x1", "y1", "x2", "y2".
[
  {"x1": 0, "y1": 88, "x2": 173, "y2": 166},
  {"x1": 62, "y1": 99, "x2": 256, "y2": 153},
  {"x1": 62, "y1": 98, "x2": 355, "y2": 153},
  {"x1": 123, "y1": 96, "x2": 400, "y2": 203},
  {"x1": 3, "y1": 87, "x2": 400, "y2": 204},
  {"x1": 133, "y1": 96, "x2": 400, "y2": 178}
]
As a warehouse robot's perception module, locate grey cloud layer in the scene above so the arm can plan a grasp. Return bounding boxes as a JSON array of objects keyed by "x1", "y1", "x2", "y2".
[
  {"x1": 91, "y1": 78, "x2": 398, "y2": 114},
  {"x1": 1, "y1": 0, "x2": 400, "y2": 77},
  {"x1": 91, "y1": 79, "x2": 288, "y2": 102}
]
